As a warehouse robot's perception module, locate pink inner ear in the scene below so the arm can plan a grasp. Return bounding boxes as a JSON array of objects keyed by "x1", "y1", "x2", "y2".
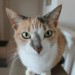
[
  {"x1": 8, "y1": 15, "x2": 18, "y2": 30},
  {"x1": 8, "y1": 14, "x2": 16, "y2": 25}
]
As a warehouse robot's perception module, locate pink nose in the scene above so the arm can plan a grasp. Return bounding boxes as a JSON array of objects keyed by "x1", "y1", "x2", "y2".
[{"x1": 35, "y1": 47, "x2": 42, "y2": 53}]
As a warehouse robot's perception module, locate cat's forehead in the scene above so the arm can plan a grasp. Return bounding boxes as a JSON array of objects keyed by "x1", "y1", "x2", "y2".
[
  {"x1": 25, "y1": 17, "x2": 45, "y2": 25},
  {"x1": 18, "y1": 17, "x2": 47, "y2": 32}
]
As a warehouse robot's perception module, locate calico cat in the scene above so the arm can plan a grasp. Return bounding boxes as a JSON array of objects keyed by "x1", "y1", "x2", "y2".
[{"x1": 6, "y1": 5, "x2": 66, "y2": 75}]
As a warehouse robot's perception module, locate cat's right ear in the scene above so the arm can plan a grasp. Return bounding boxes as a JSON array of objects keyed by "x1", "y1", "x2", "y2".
[{"x1": 6, "y1": 8, "x2": 27, "y2": 30}]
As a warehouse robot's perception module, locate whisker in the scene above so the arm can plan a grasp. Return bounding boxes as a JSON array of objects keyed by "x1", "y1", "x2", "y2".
[
  {"x1": 8, "y1": 53, "x2": 17, "y2": 58},
  {"x1": 8, "y1": 51, "x2": 17, "y2": 58},
  {"x1": 8, "y1": 53, "x2": 15, "y2": 57},
  {"x1": 8, "y1": 41, "x2": 15, "y2": 44},
  {"x1": 7, "y1": 48, "x2": 17, "y2": 57},
  {"x1": 8, "y1": 48, "x2": 17, "y2": 53},
  {"x1": 13, "y1": 56, "x2": 19, "y2": 61},
  {"x1": 8, "y1": 50, "x2": 16, "y2": 56},
  {"x1": 9, "y1": 54, "x2": 19, "y2": 66},
  {"x1": 8, "y1": 52, "x2": 18, "y2": 63}
]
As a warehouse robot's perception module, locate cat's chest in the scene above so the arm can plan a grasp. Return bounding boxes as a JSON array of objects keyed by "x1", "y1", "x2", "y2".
[
  {"x1": 18, "y1": 44, "x2": 57, "y2": 74},
  {"x1": 19, "y1": 49, "x2": 52, "y2": 66},
  {"x1": 19, "y1": 51, "x2": 52, "y2": 73},
  {"x1": 18, "y1": 42, "x2": 57, "y2": 74},
  {"x1": 23, "y1": 51, "x2": 51, "y2": 64}
]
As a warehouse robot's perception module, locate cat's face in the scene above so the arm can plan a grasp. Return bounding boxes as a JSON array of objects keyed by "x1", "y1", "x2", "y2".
[
  {"x1": 6, "y1": 5, "x2": 62, "y2": 54},
  {"x1": 13, "y1": 17, "x2": 58, "y2": 54}
]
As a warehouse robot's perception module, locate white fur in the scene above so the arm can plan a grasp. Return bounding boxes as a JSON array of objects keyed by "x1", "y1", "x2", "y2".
[
  {"x1": 17, "y1": 27, "x2": 58, "y2": 74},
  {"x1": 41, "y1": 71, "x2": 51, "y2": 75},
  {"x1": 25, "y1": 68, "x2": 35, "y2": 75}
]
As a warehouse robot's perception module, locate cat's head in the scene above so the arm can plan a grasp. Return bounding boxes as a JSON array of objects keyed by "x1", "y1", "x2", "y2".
[{"x1": 6, "y1": 5, "x2": 62, "y2": 54}]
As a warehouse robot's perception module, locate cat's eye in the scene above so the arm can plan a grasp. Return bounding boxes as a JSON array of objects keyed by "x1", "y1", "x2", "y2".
[
  {"x1": 21, "y1": 32, "x2": 31, "y2": 39},
  {"x1": 44, "y1": 30, "x2": 53, "y2": 38}
]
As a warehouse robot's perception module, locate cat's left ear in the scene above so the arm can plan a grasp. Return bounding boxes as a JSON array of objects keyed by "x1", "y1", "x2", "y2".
[
  {"x1": 44, "y1": 5, "x2": 62, "y2": 27},
  {"x1": 6, "y1": 8, "x2": 27, "y2": 30}
]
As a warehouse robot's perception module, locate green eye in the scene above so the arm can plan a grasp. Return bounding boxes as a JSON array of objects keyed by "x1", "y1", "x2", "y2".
[
  {"x1": 44, "y1": 30, "x2": 53, "y2": 38},
  {"x1": 21, "y1": 32, "x2": 31, "y2": 39}
]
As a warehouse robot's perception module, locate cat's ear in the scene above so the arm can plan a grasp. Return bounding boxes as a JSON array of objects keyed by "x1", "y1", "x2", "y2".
[
  {"x1": 44, "y1": 5, "x2": 62, "y2": 27},
  {"x1": 6, "y1": 8, "x2": 27, "y2": 30}
]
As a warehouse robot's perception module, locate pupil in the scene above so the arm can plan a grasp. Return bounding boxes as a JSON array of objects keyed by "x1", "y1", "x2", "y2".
[
  {"x1": 26, "y1": 33, "x2": 28, "y2": 37},
  {"x1": 47, "y1": 31, "x2": 50, "y2": 35}
]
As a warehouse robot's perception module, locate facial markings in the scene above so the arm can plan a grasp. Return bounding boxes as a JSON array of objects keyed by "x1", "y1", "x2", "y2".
[
  {"x1": 22, "y1": 17, "x2": 47, "y2": 32},
  {"x1": 30, "y1": 32, "x2": 43, "y2": 53},
  {"x1": 16, "y1": 17, "x2": 57, "y2": 43}
]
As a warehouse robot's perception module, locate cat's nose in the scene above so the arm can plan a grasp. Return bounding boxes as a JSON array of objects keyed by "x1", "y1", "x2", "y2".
[{"x1": 35, "y1": 46, "x2": 43, "y2": 53}]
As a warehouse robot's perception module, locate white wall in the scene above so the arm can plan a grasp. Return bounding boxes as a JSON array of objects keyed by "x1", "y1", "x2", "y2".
[
  {"x1": 42, "y1": 0, "x2": 58, "y2": 15},
  {"x1": 57, "y1": 0, "x2": 75, "y2": 31}
]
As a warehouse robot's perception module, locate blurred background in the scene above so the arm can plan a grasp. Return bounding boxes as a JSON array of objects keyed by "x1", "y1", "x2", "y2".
[{"x1": 0, "y1": 0, "x2": 75, "y2": 75}]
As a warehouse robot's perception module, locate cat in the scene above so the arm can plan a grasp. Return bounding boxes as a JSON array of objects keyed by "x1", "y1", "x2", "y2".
[{"x1": 6, "y1": 5, "x2": 66, "y2": 75}]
